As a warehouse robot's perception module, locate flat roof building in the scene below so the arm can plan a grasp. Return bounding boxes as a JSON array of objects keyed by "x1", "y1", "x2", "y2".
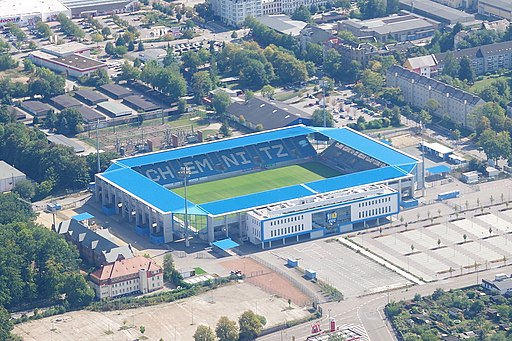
[
  {"x1": 478, "y1": 0, "x2": 512, "y2": 21},
  {"x1": 99, "y1": 83, "x2": 133, "y2": 99},
  {"x1": 122, "y1": 95, "x2": 160, "y2": 112},
  {"x1": 0, "y1": 161, "x2": 26, "y2": 193},
  {"x1": 0, "y1": 0, "x2": 70, "y2": 27},
  {"x1": 399, "y1": 0, "x2": 475, "y2": 24},
  {"x1": 74, "y1": 89, "x2": 108, "y2": 105},
  {"x1": 338, "y1": 13, "x2": 437, "y2": 43},
  {"x1": 60, "y1": 0, "x2": 139, "y2": 18},
  {"x1": 227, "y1": 97, "x2": 311, "y2": 131},
  {"x1": 28, "y1": 51, "x2": 107, "y2": 78},
  {"x1": 20, "y1": 100, "x2": 53, "y2": 118},
  {"x1": 41, "y1": 42, "x2": 92, "y2": 57},
  {"x1": 50, "y1": 94, "x2": 83, "y2": 110},
  {"x1": 97, "y1": 101, "x2": 132, "y2": 118},
  {"x1": 75, "y1": 106, "x2": 106, "y2": 124},
  {"x1": 254, "y1": 15, "x2": 308, "y2": 36},
  {"x1": 47, "y1": 134, "x2": 86, "y2": 153}
]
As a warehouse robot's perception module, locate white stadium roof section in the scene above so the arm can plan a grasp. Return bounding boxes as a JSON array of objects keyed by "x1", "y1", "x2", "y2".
[{"x1": 0, "y1": 0, "x2": 69, "y2": 18}]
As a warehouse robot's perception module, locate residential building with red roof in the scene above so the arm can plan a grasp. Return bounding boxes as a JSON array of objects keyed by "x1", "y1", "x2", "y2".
[{"x1": 89, "y1": 256, "x2": 163, "y2": 299}]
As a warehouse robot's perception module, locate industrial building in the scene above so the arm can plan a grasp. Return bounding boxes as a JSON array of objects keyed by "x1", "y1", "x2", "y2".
[
  {"x1": 41, "y1": 42, "x2": 92, "y2": 57},
  {"x1": 0, "y1": 0, "x2": 70, "y2": 27},
  {"x1": 50, "y1": 94, "x2": 83, "y2": 110},
  {"x1": 0, "y1": 161, "x2": 26, "y2": 193},
  {"x1": 28, "y1": 51, "x2": 107, "y2": 78},
  {"x1": 399, "y1": 0, "x2": 475, "y2": 24},
  {"x1": 477, "y1": 0, "x2": 512, "y2": 21},
  {"x1": 337, "y1": 14, "x2": 437, "y2": 43},
  {"x1": 99, "y1": 84, "x2": 133, "y2": 99},
  {"x1": 95, "y1": 125, "x2": 421, "y2": 248},
  {"x1": 20, "y1": 100, "x2": 53, "y2": 119},
  {"x1": 60, "y1": 0, "x2": 139, "y2": 18},
  {"x1": 97, "y1": 101, "x2": 133, "y2": 118}
]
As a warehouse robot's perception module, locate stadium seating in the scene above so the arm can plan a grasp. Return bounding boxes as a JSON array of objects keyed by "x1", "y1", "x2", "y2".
[
  {"x1": 320, "y1": 143, "x2": 379, "y2": 174},
  {"x1": 291, "y1": 136, "x2": 317, "y2": 158},
  {"x1": 134, "y1": 136, "x2": 319, "y2": 186}
]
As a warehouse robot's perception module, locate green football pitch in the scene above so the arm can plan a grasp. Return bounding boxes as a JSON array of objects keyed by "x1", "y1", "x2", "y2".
[{"x1": 172, "y1": 162, "x2": 340, "y2": 204}]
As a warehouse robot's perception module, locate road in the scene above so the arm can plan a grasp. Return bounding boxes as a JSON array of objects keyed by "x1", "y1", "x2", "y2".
[{"x1": 258, "y1": 265, "x2": 512, "y2": 341}]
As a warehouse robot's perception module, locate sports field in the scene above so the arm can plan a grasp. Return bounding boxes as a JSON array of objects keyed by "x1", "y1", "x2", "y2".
[{"x1": 172, "y1": 162, "x2": 340, "y2": 203}]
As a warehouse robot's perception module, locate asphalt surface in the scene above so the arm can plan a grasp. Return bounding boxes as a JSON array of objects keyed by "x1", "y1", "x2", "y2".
[{"x1": 258, "y1": 265, "x2": 512, "y2": 341}]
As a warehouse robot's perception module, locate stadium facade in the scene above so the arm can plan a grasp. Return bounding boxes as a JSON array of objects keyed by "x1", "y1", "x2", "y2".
[{"x1": 95, "y1": 125, "x2": 422, "y2": 249}]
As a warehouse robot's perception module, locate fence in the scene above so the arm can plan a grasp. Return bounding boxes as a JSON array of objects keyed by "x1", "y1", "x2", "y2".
[{"x1": 249, "y1": 255, "x2": 320, "y2": 308}]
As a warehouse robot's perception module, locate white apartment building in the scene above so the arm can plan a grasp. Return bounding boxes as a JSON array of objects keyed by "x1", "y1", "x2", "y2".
[
  {"x1": 387, "y1": 65, "x2": 485, "y2": 130},
  {"x1": 210, "y1": 0, "x2": 327, "y2": 26},
  {"x1": 89, "y1": 256, "x2": 163, "y2": 299}
]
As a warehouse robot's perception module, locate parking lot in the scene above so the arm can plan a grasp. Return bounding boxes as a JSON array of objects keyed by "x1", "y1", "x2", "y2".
[
  {"x1": 255, "y1": 239, "x2": 411, "y2": 298},
  {"x1": 350, "y1": 191, "x2": 512, "y2": 282}
]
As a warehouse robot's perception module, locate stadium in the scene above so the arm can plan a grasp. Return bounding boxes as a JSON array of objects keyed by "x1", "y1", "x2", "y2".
[{"x1": 95, "y1": 125, "x2": 422, "y2": 248}]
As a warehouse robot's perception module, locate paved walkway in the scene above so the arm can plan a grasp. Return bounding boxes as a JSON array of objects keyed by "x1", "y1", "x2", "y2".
[{"x1": 337, "y1": 238, "x2": 425, "y2": 286}]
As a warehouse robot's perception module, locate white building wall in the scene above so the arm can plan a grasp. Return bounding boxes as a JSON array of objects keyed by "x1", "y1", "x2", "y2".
[
  {"x1": 91, "y1": 272, "x2": 163, "y2": 299},
  {"x1": 0, "y1": 174, "x2": 26, "y2": 192},
  {"x1": 246, "y1": 191, "x2": 399, "y2": 246}
]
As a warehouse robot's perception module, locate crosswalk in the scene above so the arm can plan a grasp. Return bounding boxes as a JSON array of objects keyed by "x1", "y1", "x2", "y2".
[{"x1": 306, "y1": 323, "x2": 370, "y2": 341}]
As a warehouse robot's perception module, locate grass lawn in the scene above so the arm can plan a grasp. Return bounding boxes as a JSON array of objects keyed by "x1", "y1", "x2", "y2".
[
  {"x1": 194, "y1": 267, "x2": 207, "y2": 275},
  {"x1": 469, "y1": 72, "x2": 512, "y2": 94},
  {"x1": 172, "y1": 162, "x2": 340, "y2": 204}
]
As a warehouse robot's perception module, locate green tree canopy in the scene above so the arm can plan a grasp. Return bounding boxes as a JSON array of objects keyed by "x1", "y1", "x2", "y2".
[
  {"x1": 239, "y1": 310, "x2": 266, "y2": 340},
  {"x1": 194, "y1": 325, "x2": 216, "y2": 341},
  {"x1": 216, "y1": 316, "x2": 239, "y2": 341}
]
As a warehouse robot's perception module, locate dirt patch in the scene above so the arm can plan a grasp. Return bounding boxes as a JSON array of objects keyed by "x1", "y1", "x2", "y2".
[
  {"x1": 221, "y1": 257, "x2": 310, "y2": 306},
  {"x1": 390, "y1": 134, "x2": 418, "y2": 148}
]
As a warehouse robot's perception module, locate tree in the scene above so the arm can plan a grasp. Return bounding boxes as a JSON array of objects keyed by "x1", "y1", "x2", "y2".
[
  {"x1": 358, "y1": 69, "x2": 384, "y2": 97},
  {"x1": 0, "y1": 306, "x2": 13, "y2": 341},
  {"x1": 458, "y1": 56, "x2": 475, "y2": 83},
  {"x1": 117, "y1": 61, "x2": 140, "y2": 83},
  {"x1": 0, "y1": 54, "x2": 18, "y2": 71},
  {"x1": 61, "y1": 272, "x2": 94, "y2": 308},
  {"x1": 442, "y1": 51, "x2": 459, "y2": 78},
  {"x1": 311, "y1": 108, "x2": 333, "y2": 127},
  {"x1": 101, "y1": 26, "x2": 111, "y2": 38},
  {"x1": 138, "y1": 40, "x2": 144, "y2": 51},
  {"x1": 91, "y1": 33, "x2": 104, "y2": 47},
  {"x1": 105, "y1": 41, "x2": 115, "y2": 55},
  {"x1": 178, "y1": 98, "x2": 187, "y2": 114},
  {"x1": 23, "y1": 59, "x2": 35, "y2": 73},
  {"x1": 191, "y1": 71, "x2": 213, "y2": 102},
  {"x1": 238, "y1": 310, "x2": 266, "y2": 341},
  {"x1": 291, "y1": 5, "x2": 311, "y2": 22},
  {"x1": 212, "y1": 91, "x2": 231, "y2": 115},
  {"x1": 231, "y1": 31, "x2": 238, "y2": 39},
  {"x1": 163, "y1": 253, "x2": 175, "y2": 282},
  {"x1": 194, "y1": 325, "x2": 216, "y2": 341},
  {"x1": 478, "y1": 129, "x2": 511, "y2": 164},
  {"x1": 216, "y1": 316, "x2": 239, "y2": 341},
  {"x1": 261, "y1": 85, "x2": 275, "y2": 99},
  {"x1": 425, "y1": 99, "x2": 440, "y2": 117},
  {"x1": 239, "y1": 59, "x2": 271, "y2": 88},
  {"x1": 12, "y1": 179, "x2": 36, "y2": 201},
  {"x1": 358, "y1": 0, "x2": 387, "y2": 19},
  {"x1": 220, "y1": 121, "x2": 231, "y2": 136}
]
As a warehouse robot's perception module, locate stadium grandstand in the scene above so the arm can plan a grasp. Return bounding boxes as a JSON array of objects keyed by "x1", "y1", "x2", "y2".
[{"x1": 95, "y1": 125, "x2": 422, "y2": 248}]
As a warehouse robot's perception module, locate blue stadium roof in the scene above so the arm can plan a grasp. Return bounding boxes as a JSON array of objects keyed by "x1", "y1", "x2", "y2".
[
  {"x1": 212, "y1": 238, "x2": 240, "y2": 250},
  {"x1": 98, "y1": 125, "x2": 419, "y2": 216},
  {"x1": 313, "y1": 127, "x2": 418, "y2": 169},
  {"x1": 101, "y1": 167, "x2": 205, "y2": 213},
  {"x1": 115, "y1": 125, "x2": 317, "y2": 168}
]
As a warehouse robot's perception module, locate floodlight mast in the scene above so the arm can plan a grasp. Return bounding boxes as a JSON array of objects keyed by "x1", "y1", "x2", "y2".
[{"x1": 179, "y1": 166, "x2": 191, "y2": 247}]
